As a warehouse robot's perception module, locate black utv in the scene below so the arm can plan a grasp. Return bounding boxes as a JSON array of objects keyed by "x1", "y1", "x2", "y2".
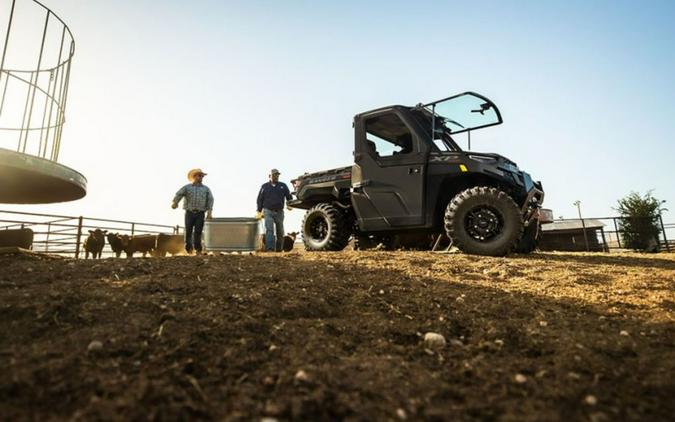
[{"x1": 289, "y1": 92, "x2": 545, "y2": 256}]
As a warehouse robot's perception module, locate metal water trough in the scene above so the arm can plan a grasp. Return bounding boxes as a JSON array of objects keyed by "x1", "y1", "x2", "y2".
[{"x1": 203, "y1": 217, "x2": 260, "y2": 252}]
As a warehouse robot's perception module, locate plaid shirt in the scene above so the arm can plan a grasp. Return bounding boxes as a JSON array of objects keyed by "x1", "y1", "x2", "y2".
[{"x1": 173, "y1": 183, "x2": 214, "y2": 211}]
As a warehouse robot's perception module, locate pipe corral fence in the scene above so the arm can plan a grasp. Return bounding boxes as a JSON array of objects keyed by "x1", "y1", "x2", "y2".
[
  {"x1": 1, "y1": 210, "x2": 672, "y2": 257},
  {"x1": 0, "y1": 210, "x2": 182, "y2": 258}
]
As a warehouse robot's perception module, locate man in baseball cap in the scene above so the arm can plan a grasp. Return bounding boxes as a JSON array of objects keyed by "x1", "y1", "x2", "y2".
[
  {"x1": 256, "y1": 168, "x2": 293, "y2": 252},
  {"x1": 171, "y1": 168, "x2": 214, "y2": 255}
]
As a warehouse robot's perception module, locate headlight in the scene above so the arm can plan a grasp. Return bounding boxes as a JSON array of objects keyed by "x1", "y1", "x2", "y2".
[{"x1": 468, "y1": 155, "x2": 497, "y2": 164}]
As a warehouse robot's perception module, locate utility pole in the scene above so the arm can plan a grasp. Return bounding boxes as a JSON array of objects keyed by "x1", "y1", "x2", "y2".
[{"x1": 574, "y1": 200, "x2": 590, "y2": 252}]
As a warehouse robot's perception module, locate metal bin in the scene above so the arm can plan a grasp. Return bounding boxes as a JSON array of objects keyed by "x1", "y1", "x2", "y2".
[{"x1": 203, "y1": 217, "x2": 260, "y2": 252}]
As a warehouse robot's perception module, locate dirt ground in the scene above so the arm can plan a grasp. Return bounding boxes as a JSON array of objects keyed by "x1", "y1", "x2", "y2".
[{"x1": 0, "y1": 249, "x2": 673, "y2": 421}]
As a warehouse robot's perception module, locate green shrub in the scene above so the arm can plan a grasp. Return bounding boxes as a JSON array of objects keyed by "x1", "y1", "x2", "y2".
[{"x1": 615, "y1": 191, "x2": 665, "y2": 252}]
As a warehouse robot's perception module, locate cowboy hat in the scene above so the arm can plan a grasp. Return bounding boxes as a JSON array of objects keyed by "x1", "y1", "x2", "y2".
[{"x1": 187, "y1": 168, "x2": 207, "y2": 181}]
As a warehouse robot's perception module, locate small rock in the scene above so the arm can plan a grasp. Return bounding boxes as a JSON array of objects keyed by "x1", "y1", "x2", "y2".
[
  {"x1": 26, "y1": 267, "x2": 33, "y2": 273},
  {"x1": 87, "y1": 340, "x2": 103, "y2": 353},
  {"x1": 396, "y1": 408, "x2": 407, "y2": 420},
  {"x1": 584, "y1": 394, "x2": 598, "y2": 406},
  {"x1": 539, "y1": 321, "x2": 548, "y2": 327},
  {"x1": 260, "y1": 418, "x2": 279, "y2": 422},
  {"x1": 568, "y1": 372, "x2": 581, "y2": 380},
  {"x1": 455, "y1": 296, "x2": 465, "y2": 303},
  {"x1": 449, "y1": 339, "x2": 463, "y2": 347},
  {"x1": 379, "y1": 289, "x2": 385, "y2": 295},
  {"x1": 619, "y1": 330, "x2": 629, "y2": 337},
  {"x1": 514, "y1": 373, "x2": 527, "y2": 384},
  {"x1": 269, "y1": 344, "x2": 278, "y2": 352},
  {"x1": 294, "y1": 370, "x2": 309, "y2": 382},
  {"x1": 423, "y1": 332, "x2": 446, "y2": 350}
]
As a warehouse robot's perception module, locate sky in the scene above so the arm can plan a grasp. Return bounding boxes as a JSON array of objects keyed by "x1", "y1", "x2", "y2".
[{"x1": 1, "y1": 0, "x2": 674, "y2": 233}]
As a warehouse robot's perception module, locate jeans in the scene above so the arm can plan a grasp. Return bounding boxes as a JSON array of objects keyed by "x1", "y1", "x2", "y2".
[
  {"x1": 263, "y1": 208, "x2": 285, "y2": 252},
  {"x1": 185, "y1": 210, "x2": 205, "y2": 253}
]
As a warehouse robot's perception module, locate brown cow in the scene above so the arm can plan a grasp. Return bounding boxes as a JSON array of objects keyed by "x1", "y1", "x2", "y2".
[
  {"x1": 154, "y1": 233, "x2": 185, "y2": 257},
  {"x1": 0, "y1": 228, "x2": 34, "y2": 250},
  {"x1": 106, "y1": 232, "x2": 124, "y2": 258},
  {"x1": 84, "y1": 229, "x2": 107, "y2": 259},
  {"x1": 120, "y1": 234, "x2": 157, "y2": 258}
]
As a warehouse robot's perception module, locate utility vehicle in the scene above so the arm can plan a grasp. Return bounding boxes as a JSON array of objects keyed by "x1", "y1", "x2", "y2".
[{"x1": 289, "y1": 92, "x2": 545, "y2": 256}]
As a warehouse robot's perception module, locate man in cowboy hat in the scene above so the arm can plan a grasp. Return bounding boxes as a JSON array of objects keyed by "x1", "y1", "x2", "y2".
[
  {"x1": 256, "y1": 168, "x2": 293, "y2": 252},
  {"x1": 172, "y1": 168, "x2": 214, "y2": 255}
]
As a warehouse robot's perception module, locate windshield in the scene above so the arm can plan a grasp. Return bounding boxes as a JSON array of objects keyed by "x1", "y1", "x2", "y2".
[
  {"x1": 423, "y1": 92, "x2": 502, "y2": 135},
  {"x1": 411, "y1": 111, "x2": 463, "y2": 152}
]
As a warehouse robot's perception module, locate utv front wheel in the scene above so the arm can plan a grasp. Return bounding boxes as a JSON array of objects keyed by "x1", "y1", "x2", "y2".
[
  {"x1": 302, "y1": 203, "x2": 351, "y2": 251},
  {"x1": 444, "y1": 186, "x2": 523, "y2": 256}
]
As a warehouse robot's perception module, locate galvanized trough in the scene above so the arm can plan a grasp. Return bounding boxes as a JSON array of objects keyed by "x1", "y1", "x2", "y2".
[{"x1": 203, "y1": 217, "x2": 260, "y2": 252}]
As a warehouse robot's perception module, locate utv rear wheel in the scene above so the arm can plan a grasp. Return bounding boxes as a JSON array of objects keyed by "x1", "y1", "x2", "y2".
[
  {"x1": 514, "y1": 221, "x2": 540, "y2": 253},
  {"x1": 444, "y1": 186, "x2": 523, "y2": 256},
  {"x1": 302, "y1": 203, "x2": 351, "y2": 251}
]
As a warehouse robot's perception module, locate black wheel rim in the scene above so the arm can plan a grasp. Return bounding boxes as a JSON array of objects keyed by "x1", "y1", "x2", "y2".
[
  {"x1": 465, "y1": 206, "x2": 504, "y2": 242},
  {"x1": 307, "y1": 214, "x2": 329, "y2": 242}
]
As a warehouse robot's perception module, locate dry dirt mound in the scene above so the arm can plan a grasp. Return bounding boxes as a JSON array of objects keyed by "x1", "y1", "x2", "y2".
[{"x1": 1, "y1": 250, "x2": 674, "y2": 421}]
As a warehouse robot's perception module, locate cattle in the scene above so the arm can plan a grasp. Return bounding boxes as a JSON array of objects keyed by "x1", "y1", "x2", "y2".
[
  {"x1": 257, "y1": 232, "x2": 299, "y2": 252},
  {"x1": 106, "y1": 232, "x2": 124, "y2": 258},
  {"x1": 120, "y1": 234, "x2": 157, "y2": 258},
  {"x1": 282, "y1": 232, "x2": 298, "y2": 252},
  {"x1": 0, "y1": 228, "x2": 34, "y2": 250},
  {"x1": 154, "y1": 233, "x2": 185, "y2": 257},
  {"x1": 83, "y1": 229, "x2": 107, "y2": 259}
]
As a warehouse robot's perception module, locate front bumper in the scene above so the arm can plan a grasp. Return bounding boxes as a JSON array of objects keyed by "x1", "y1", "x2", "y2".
[{"x1": 519, "y1": 172, "x2": 545, "y2": 226}]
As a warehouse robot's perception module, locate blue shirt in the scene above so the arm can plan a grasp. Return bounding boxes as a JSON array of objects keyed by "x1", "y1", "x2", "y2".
[
  {"x1": 257, "y1": 182, "x2": 292, "y2": 212},
  {"x1": 173, "y1": 183, "x2": 214, "y2": 211}
]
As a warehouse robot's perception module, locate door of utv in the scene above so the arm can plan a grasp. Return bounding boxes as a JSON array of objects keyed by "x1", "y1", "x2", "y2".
[{"x1": 351, "y1": 110, "x2": 427, "y2": 232}]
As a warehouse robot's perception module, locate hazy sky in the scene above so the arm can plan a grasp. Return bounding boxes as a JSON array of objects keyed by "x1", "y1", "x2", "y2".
[{"x1": 2, "y1": 0, "x2": 674, "y2": 232}]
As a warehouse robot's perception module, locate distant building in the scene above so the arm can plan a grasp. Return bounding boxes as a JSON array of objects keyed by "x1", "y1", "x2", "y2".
[{"x1": 540, "y1": 219, "x2": 607, "y2": 252}]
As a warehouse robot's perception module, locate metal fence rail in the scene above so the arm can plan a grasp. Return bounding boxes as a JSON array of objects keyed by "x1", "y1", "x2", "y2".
[
  {"x1": 0, "y1": 209, "x2": 182, "y2": 258},
  {"x1": 2, "y1": 209, "x2": 672, "y2": 256}
]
